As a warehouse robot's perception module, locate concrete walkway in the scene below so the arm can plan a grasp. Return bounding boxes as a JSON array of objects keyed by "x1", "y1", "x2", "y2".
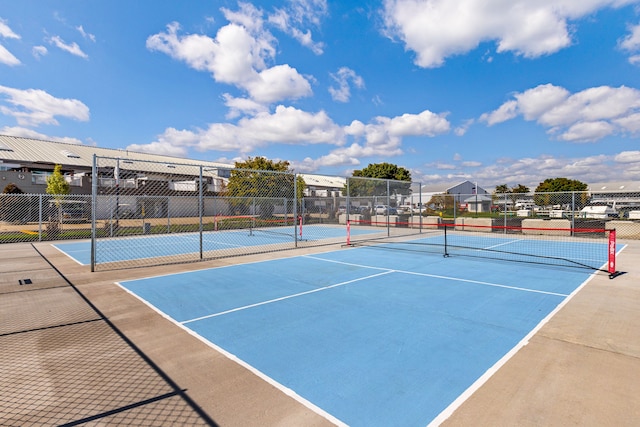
[{"x1": 1, "y1": 240, "x2": 638, "y2": 426}]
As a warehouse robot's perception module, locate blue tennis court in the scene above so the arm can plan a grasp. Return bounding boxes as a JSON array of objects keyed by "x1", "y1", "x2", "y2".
[
  {"x1": 117, "y1": 240, "x2": 607, "y2": 426},
  {"x1": 53, "y1": 224, "x2": 378, "y2": 265}
]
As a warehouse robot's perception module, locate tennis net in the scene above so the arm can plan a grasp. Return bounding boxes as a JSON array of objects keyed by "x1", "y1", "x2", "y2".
[
  {"x1": 346, "y1": 221, "x2": 619, "y2": 278},
  {"x1": 214, "y1": 215, "x2": 303, "y2": 240}
]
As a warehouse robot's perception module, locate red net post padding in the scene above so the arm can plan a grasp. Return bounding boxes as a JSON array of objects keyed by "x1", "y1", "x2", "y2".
[
  {"x1": 608, "y1": 229, "x2": 617, "y2": 278},
  {"x1": 299, "y1": 215, "x2": 303, "y2": 240}
]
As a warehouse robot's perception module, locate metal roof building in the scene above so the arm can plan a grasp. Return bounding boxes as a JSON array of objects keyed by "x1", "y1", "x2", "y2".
[
  {"x1": 0, "y1": 135, "x2": 345, "y2": 196},
  {"x1": 0, "y1": 134, "x2": 232, "y2": 173}
]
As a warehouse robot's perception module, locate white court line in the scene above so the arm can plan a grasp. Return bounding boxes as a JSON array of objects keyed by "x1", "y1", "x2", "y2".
[
  {"x1": 303, "y1": 255, "x2": 569, "y2": 297},
  {"x1": 483, "y1": 238, "x2": 524, "y2": 250},
  {"x1": 181, "y1": 269, "x2": 395, "y2": 325},
  {"x1": 427, "y1": 267, "x2": 602, "y2": 426},
  {"x1": 115, "y1": 281, "x2": 349, "y2": 427},
  {"x1": 182, "y1": 252, "x2": 568, "y2": 326},
  {"x1": 50, "y1": 243, "x2": 87, "y2": 265}
]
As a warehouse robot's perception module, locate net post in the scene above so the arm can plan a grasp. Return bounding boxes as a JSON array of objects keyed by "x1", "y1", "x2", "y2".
[
  {"x1": 346, "y1": 220, "x2": 351, "y2": 246},
  {"x1": 443, "y1": 221, "x2": 449, "y2": 257},
  {"x1": 608, "y1": 229, "x2": 619, "y2": 279}
]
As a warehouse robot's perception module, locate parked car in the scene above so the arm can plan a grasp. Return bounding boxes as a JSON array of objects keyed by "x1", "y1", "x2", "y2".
[
  {"x1": 374, "y1": 205, "x2": 398, "y2": 215},
  {"x1": 358, "y1": 206, "x2": 371, "y2": 214}
]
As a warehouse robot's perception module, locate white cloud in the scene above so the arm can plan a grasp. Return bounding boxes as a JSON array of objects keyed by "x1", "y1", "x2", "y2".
[
  {"x1": 0, "y1": 19, "x2": 20, "y2": 39},
  {"x1": 620, "y1": 23, "x2": 640, "y2": 64},
  {"x1": 147, "y1": 4, "x2": 312, "y2": 107},
  {"x1": 269, "y1": 0, "x2": 328, "y2": 54},
  {"x1": 328, "y1": 67, "x2": 365, "y2": 102},
  {"x1": 479, "y1": 100, "x2": 518, "y2": 126},
  {"x1": 417, "y1": 150, "x2": 640, "y2": 189},
  {"x1": 454, "y1": 119, "x2": 474, "y2": 136},
  {"x1": 382, "y1": 0, "x2": 640, "y2": 68},
  {"x1": 139, "y1": 107, "x2": 450, "y2": 172},
  {"x1": 559, "y1": 121, "x2": 616, "y2": 142},
  {"x1": 0, "y1": 126, "x2": 83, "y2": 144},
  {"x1": 0, "y1": 18, "x2": 20, "y2": 66},
  {"x1": 461, "y1": 161, "x2": 482, "y2": 167},
  {"x1": 76, "y1": 25, "x2": 96, "y2": 42},
  {"x1": 284, "y1": 109, "x2": 450, "y2": 171},
  {"x1": 222, "y1": 94, "x2": 269, "y2": 119},
  {"x1": 0, "y1": 85, "x2": 90, "y2": 127},
  {"x1": 620, "y1": 23, "x2": 640, "y2": 50},
  {"x1": 490, "y1": 154, "x2": 616, "y2": 185},
  {"x1": 32, "y1": 45, "x2": 48, "y2": 59},
  {"x1": 144, "y1": 105, "x2": 344, "y2": 157},
  {"x1": 47, "y1": 35, "x2": 88, "y2": 59},
  {"x1": 480, "y1": 84, "x2": 640, "y2": 142},
  {"x1": 291, "y1": 152, "x2": 360, "y2": 172},
  {"x1": 247, "y1": 64, "x2": 313, "y2": 103},
  {"x1": 0, "y1": 44, "x2": 20, "y2": 66},
  {"x1": 614, "y1": 112, "x2": 640, "y2": 132},
  {"x1": 614, "y1": 150, "x2": 640, "y2": 163},
  {"x1": 386, "y1": 110, "x2": 450, "y2": 136},
  {"x1": 126, "y1": 140, "x2": 189, "y2": 158},
  {"x1": 429, "y1": 162, "x2": 457, "y2": 170}
]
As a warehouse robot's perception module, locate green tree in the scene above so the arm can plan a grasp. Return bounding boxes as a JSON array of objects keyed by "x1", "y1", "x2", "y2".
[
  {"x1": 492, "y1": 184, "x2": 530, "y2": 210},
  {"x1": 46, "y1": 164, "x2": 70, "y2": 196},
  {"x1": 510, "y1": 184, "x2": 530, "y2": 209},
  {"x1": 353, "y1": 162, "x2": 412, "y2": 181},
  {"x1": 534, "y1": 177, "x2": 587, "y2": 207},
  {"x1": 346, "y1": 162, "x2": 412, "y2": 198},
  {"x1": 494, "y1": 184, "x2": 509, "y2": 194},
  {"x1": 426, "y1": 193, "x2": 454, "y2": 214},
  {"x1": 492, "y1": 184, "x2": 511, "y2": 211},
  {"x1": 45, "y1": 164, "x2": 70, "y2": 231},
  {"x1": 512, "y1": 184, "x2": 530, "y2": 194},
  {"x1": 2, "y1": 183, "x2": 24, "y2": 194},
  {"x1": 226, "y1": 157, "x2": 305, "y2": 218}
]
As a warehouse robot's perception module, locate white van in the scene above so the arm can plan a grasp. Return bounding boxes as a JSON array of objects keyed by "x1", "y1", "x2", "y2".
[{"x1": 579, "y1": 204, "x2": 618, "y2": 219}]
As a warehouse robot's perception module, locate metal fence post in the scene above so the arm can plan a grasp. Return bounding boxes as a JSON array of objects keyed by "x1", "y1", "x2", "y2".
[
  {"x1": 90, "y1": 154, "x2": 97, "y2": 272},
  {"x1": 386, "y1": 180, "x2": 390, "y2": 236},
  {"x1": 571, "y1": 191, "x2": 576, "y2": 235},
  {"x1": 38, "y1": 194, "x2": 42, "y2": 241},
  {"x1": 294, "y1": 172, "x2": 298, "y2": 246},
  {"x1": 504, "y1": 192, "x2": 507, "y2": 233},
  {"x1": 199, "y1": 165, "x2": 204, "y2": 259}
]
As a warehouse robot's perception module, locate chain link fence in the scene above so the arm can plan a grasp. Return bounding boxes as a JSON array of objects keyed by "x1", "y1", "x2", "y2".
[
  {"x1": 1, "y1": 159, "x2": 639, "y2": 269},
  {"x1": 89, "y1": 156, "x2": 306, "y2": 270},
  {"x1": 400, "y1": 189, "x2": 640, "y2": 240},
  {"x1": 0, "y1": 193, "x2": 92, "y2": 241}
]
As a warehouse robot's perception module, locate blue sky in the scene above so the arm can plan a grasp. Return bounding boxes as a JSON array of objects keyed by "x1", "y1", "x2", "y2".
[{"x1": 1, "y1": 0, "x2": 640, "y2": 188}]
